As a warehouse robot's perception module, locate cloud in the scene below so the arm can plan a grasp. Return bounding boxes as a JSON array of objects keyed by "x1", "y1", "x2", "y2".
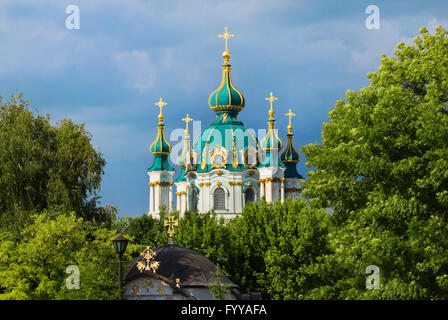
[{"x1": 111, "y1": 50, "x2": 157, "y2": 93}]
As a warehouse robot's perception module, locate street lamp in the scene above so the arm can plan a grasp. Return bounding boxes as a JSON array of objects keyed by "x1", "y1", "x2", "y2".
[{"x1": 112, "y1": 235, "x2": 129, "y2": 299}]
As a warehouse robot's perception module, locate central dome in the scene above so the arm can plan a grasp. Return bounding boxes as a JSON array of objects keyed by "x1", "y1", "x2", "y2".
[{"x1": 191, "y1": 115, "x2": 259, "y2": 173}]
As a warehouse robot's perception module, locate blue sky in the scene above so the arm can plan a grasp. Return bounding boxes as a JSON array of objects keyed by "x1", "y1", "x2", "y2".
[{"x1": 1, "y1": 0, "x2": 447, "y2": 217}]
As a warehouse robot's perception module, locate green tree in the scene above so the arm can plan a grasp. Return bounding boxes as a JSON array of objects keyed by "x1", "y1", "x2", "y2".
[
  {"x1": 206, "y1": 266, "x2": 233, "y2": 300},
  {"x1": 0, "y1": 211, "x2": 140, "y2": 300},
  {"x1": 227, "y1": 198, "x2": 331, "y2": 299},
  {"x1": 301, "y1": 26, "x2": 448, "y2": 299},
  {"x1": 0, "y1": 93, "x2": 107, "y2": 234}
]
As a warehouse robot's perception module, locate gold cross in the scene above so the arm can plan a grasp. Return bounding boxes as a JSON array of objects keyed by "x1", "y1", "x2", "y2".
[
  {"x1": 265, "y1": 92, "x2": 278, "y2": 109},
  {"x1": 285, "y1": 108, "x2": 296, "y2": 126},
  {"x1": 155, "y1": 97, "x2": 167, "y2": 116},
  {"x1": 182, "y1": 114, "x2": 193, "y2": 133},
  {"x1": 136, "y1": 246, "x2": 160, "y2": 273},
  {"x1": 164, "y1": 213, "x2": 179, "y2": 241},
  {"x1": 285, "y1": 108, "x2": 296, "y2": 134},
  {"x1": 218, "y1": 26, "x2": 234, "y2": 51}
]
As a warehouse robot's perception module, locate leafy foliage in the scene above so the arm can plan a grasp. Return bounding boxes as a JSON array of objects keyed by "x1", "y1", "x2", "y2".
[
  {"x1": 0, "y1": 212, "x2": 140, "y2": 299},
  {"x1": 0, "y1": 93, "x2": 108, "y2": 235},
  {"x1": 301, "y1": 26, "x2": 448, "y2": 299}
]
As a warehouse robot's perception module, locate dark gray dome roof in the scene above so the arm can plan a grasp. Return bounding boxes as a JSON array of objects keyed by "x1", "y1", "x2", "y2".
[{"x1": 125, "y1": 244, "x2": 238, "y2": 288}]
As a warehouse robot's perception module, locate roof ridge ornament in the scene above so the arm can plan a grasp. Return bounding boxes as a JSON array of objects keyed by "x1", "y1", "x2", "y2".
[
  {"x1": 137, "y1": 246, "x2": 160, "y2": 273},
  {"x1": 265, "y1": 92, "x2": 278, "y2": 120},
  {"x1": 164, "y1": 213, "x2": 179, "y2": 245},
  {"x1": 284, "y1": 108, "x2": 296, "y2": 134},
  {"x1": 218, "y1": 26, "x2": 234, "y2": 64},
  {"x1": 155, "y1": 97, "x2": 167, "y2": 125},
  {"x1": 182, "y1": 113, "x2": 193, "y2": 135}
]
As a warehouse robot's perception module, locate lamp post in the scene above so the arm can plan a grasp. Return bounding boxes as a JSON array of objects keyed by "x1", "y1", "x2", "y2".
[{"x1": 112, "y1": 235, "x2": 129, "y2": 300}]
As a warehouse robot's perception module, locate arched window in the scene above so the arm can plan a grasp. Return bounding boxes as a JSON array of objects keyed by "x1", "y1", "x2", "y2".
[
  {"x1": 245, "y1": 188, "x2": 255, "y2": 204},
  {"x1": 190, "y1": 188, "x2": 198, "y2": 211},
  {"x1": 213, "y1": 187, "x2": 226, "y2": 210}
]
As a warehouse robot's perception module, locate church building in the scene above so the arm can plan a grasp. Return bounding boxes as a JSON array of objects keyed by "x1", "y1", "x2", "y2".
[{"x1": 147, "y1": 27, "x2": 303, "y2": 219}]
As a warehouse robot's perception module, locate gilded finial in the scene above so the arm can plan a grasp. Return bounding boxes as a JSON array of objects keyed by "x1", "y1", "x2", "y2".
[
  {"x1": 155, "y1": 98, "x2": 167, "y2": 124},
  {"x1": 182, "y1": 114, "x2": 193, "y2": 135},
  {"x1": 284, "y1": 108, "x2": 296, "y2": 134},
  {"x1": 218, "y1": 26, "x2": 234, "y2": 63},
  {"x1": 164, "y1": 213, "x2": 179, "y2": 245},
  {"x1": 265, "y1": 92, "x2": 278, "y2": 120},
  {"x1": 136, "y1": 246, "x2": 160, "y2": 273}
]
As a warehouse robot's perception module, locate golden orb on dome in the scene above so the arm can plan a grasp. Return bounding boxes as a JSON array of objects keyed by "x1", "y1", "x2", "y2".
[{"x1": 222, "y1": 50, "x2": 231, "y2": 61}]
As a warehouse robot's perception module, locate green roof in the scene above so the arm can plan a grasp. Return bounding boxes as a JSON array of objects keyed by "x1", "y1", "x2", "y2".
[
  {"x1": 208, "y1": 61, "x2": 245, "y2": 113},
  {"x1": 280, "y1": 133, "x2": 300, "y2": 163},
  {"x1": 149, "y1": 124, "x2": 172, "y2": 155},
  {"x1": 147, "y1": 155, "x2": 175, "y2": 172},
  {"x1": 284, "y1": 163, "x2": 303, "y2": 179},
  {"x1": 191, "y1": 114, "x2": 258, "y2": 173},
  {"x1": 258, "y1": 150, "x2": 286, "y2": 168},
  {"x1": 175, "y1": 166, "x2": 187, "y2": 182}
]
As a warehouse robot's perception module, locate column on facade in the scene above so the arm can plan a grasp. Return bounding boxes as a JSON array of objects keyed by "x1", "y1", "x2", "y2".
[
  {"x1": 265, "y1": 178, "x2": 272, "y2": 202},
  {"x1": 154, "y1": 182, "x2": 160, "y2": 213},
  {"x1": 169, "y1": 183, "x2": 173, "y2": 212},
  {"x1": 198, "y1": 183, "x2": 203, "y2": 213},
  {"x1": 176, "y1": 192, "x2": 181, "y2": 211},
  {"x1": 260, "y1": 179, "x2": 265, "y2": 199},
  {"x1": 182, "y1": 191, "x2": 187, "y2": 215},
  {"x1": 280, "y1": 178, "x2": 285, "y2": 203},
  {"x1": 205, "y1": 182, "x2": 211, "y2": 212},
  {"x1": 185, "y1": 185, "x2": 190, "y2": 212},
  {"x1": 236, "y1": 181, "x2": 242, "y2": 213},
  {"x1": 149, "y1": 182, "x2": 154, "y2": 214},
  {"x1": 229, "y1": 181, "x2": 235, "y2": 212}
]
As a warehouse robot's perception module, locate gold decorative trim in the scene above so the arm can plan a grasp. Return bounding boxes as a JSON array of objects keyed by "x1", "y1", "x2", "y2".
[
  {"x1": 198, "y1": 183, "x2": 204, "y2": 187},
  {"x1": 229, "y1": 181, "x2": 235, "y2": 186},
  {"x1": 205, "y1": 182, "x2": 211, "y2": 187},
  {"x1": 243, "y1": 149, "x2": 258, "y2": 168},
  {"x1": 231, "y1": 127, "x2": 238, "y2": 168},
  {"x1": 217, "y1": 182, "x2": 222, "y2": 187},
  {"x1": 210, "y1": 104, "x2": 244, "y2": 112},
  {"x1": 201, "y1": 127, "x2": 216, "y2": 170},
  {"x1": 137, "y1": 246, "x2": 160, "y2": 273},
  {"x1": 210, "y1": 145, "x2": 228, "y2": 169},
  {"x1": 285, "y1": 187, "x2": 302, "y2": 193}
]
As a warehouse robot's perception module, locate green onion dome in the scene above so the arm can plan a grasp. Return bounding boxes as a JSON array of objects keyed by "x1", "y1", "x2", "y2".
[
  {"x1": 280, "y1": 110, "x2": 302, "y2": 178},
  {"x1": 208, "y1": 50, "x2": 245, "y2": 115},
  {"x1": 280, "y1": 134, "x2": 300, "y2": 163},
  {"x1": 148, "y1": 101, "x2": 174, "y2": 172},
  {"x1": 149, "y1": 121, "x2": 172, "y2": 155},
  {"x1": 260, "y1": 108, "x2": 283, "y2": 151}
]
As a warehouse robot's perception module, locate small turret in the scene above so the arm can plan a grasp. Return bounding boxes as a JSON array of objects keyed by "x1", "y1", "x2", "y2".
[{"x1": 147, "y1": 98, "x2": 175, "y2": 217}]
